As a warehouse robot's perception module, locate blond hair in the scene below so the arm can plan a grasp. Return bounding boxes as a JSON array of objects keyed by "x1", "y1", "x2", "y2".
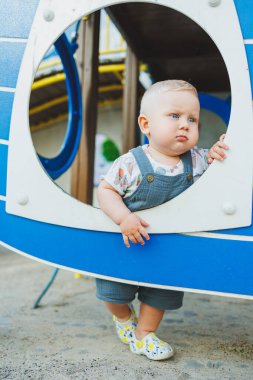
[{"x1": 140, "y1": 79, "x2": 198, "y2": 115}]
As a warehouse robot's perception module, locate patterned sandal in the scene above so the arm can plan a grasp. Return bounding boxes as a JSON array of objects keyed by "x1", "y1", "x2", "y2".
[
  {"x1": 130, "y1": 332, "x2": 174, "y2": 360},
  {"x1": 113, "y1": 304, "x2": 138, "y2": 344}
]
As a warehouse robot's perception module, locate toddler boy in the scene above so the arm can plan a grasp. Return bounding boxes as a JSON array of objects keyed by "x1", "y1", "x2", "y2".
[{"x1": 96, "y1": 80, "x2": 228, "y2": 360}]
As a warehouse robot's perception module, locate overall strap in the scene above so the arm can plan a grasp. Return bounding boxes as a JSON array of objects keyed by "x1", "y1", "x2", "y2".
[
  {"x1": 181, "y1": 150, "x2": 193, "y2": 177},
  {"x1": 130, "y1": 146, "x2": 154, "y2": 175}
]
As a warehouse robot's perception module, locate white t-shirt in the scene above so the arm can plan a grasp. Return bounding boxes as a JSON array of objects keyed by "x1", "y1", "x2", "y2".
[{"x1": 103, "y1": 144, "x2": 209, "y2": 198}]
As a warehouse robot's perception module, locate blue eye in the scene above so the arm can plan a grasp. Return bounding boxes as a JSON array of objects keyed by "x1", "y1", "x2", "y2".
[
  {"x1": 188, "y1": 117, "x2": 196, "y2": 123},
  {"x1": 170, "y1": 113, "x2": 179, "y2": 119}
]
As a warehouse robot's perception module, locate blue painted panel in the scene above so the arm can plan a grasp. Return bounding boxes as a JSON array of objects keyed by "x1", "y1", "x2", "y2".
[
  {"x1": 0, "y1": 0, "x2": 39, "y2": 38},
  {"x1": 199, "y1": 93, "x2": 231, "y2": 125},
  {"x1": 0, "y1": 201, "x2": 253, "y2": 297},
  {"x1": 0, "y1": 42, "x2": 26, "y2": 88},
  {"x1": 0, "y1": 92, "x2": 14, "y2": 140},
  {"x1": 234, "y1": 0, "x2": 253, "y2": 39},
  {"x1": 0, "y1": 145, "x2": 7, "y2": 196},
  {"x1": 245, "y1": 45, "x2": 253, "y2": 94}
]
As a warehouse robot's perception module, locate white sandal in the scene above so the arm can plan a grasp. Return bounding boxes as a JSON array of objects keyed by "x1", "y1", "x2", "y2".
[
  {"x1": 113, "y1": 304, "x2": 138, "y2": 344},
  {"x1": 129, "y1": 332, "x2": 174, "y2": 360}
]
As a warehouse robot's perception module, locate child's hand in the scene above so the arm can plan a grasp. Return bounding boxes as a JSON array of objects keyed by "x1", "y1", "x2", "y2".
[
  {"x1": 207, "y1": 134, "x2": 229, "y2": 164},
  {"x1": 120, "y1": 213, "x2": 150, "y2": 248}
]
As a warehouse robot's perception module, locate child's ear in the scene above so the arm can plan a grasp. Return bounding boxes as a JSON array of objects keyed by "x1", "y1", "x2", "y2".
[{"x1": 138, "y1": 114, "x2": 150, "y2": 136}]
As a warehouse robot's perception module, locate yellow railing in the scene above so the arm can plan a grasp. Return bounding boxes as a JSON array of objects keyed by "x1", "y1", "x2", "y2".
[
  {"x1": 30, "y1": 98, "x2": 122, "y2": 132},
  {"x1": 33, "y1": 63, "x2": 147, "y2": 91},
  {"x1": 30, "y1": 85, "x2": 123, "y2": 116},
  {"x1": 31, "y1": 113, "x2": 69, "y2": 132},
  {"x1": 32, "y1": 73, "x2": 66, "y2": 90},
  {"x1": 30, "y1": 96, "x2": 68, "y2": 116},
  {"x1": 37, "y1": 49, "x2": 127, "y2": 72}
]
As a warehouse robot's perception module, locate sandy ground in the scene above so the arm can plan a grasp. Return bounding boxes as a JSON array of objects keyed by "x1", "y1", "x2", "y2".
[{"x1": 1, "y1": 246, "x2": 253, "y2": 380}]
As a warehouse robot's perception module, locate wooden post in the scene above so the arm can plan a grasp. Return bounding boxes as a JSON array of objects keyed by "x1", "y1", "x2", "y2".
[
  {"x1": 71, "y1": 12, "x2": 100, "y2": 205},
  {"x1": 122, "y1": 45, "x2": 139, "y2": 153}
]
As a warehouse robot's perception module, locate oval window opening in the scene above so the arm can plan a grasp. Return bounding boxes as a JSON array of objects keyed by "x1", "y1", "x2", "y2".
[{"x1": 28, "y1": 3, "x2": 231, "y2": 209}]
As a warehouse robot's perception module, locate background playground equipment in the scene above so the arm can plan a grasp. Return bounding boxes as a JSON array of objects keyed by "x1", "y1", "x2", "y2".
[{"x1": 1, "y1": 1, "x2": 253, "y2": 304}]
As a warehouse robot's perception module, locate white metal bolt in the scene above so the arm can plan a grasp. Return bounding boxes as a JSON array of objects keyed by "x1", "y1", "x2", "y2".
[
  {"x1": 17, "y1": 194, "x2": 29, "y2": 206},
  {"x1": 208, "y1": 0, "x2": 221, "y2": 6},
  {"x1": 43, "y1": 9, "x2": 55, "y2": 22},
  {"x1": 222, "y1": 202, "x2": 236, "y2": 215}
]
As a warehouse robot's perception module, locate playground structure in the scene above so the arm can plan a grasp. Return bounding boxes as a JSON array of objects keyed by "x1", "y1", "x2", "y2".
[{"x1": 1, "y1": 0, "x2": 253, "y2": 301}]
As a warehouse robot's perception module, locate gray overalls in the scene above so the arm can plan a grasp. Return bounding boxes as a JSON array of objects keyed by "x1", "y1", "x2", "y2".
[
  {"x1": 96, "y1": 146, "x2": 193, "y2": 310},
  {"x1": 124, "y1": 146, "x2": 193, "y2": 211}
]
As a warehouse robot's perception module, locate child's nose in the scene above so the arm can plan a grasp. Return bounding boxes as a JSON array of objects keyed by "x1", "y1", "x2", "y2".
[{"x1": 179, "y1": 118, "x2": 189, "y2": 130}]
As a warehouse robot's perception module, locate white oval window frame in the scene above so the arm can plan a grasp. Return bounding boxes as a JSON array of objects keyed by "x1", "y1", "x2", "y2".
[{"x1": 6, "y1": 0, "x2": 253, "y2": 233}]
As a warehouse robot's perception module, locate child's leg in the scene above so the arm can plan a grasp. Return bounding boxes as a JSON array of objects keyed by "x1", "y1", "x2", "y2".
[
  {"x1": 96, "y1": 278, "x2": 138, "y2": 344},
  {"x1": 105, "y1": 301, "x2": 131, "y2": 322},
  {"x1": 137, "y1": 286, "x2": 184, "y2": 337},
  {"x1": 130, "y1": 303, "x2": 173, "y2": 360},
  {"x1": 128, "y1": 287, "x2": 184, "y2": 360},
  {"x1": 135, "y1": 303, "x2": 164, "y2": 339}
]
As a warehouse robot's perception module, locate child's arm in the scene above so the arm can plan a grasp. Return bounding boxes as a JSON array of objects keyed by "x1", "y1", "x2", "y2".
[
  {"x1": 207, "y1": 134, "x2": 229, "y2": 164},
  {"x1": 97, "y1": 180, "x2": 150, "y2": 248}
]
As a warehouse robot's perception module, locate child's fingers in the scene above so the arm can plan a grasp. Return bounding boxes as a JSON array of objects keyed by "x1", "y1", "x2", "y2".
[
  {"x1": 216, "y1": 141, "x2": 229, "y2": 150},
  {"x1": 139, "y1": 227, "x2": 150, "y2": 241},
  {"x1": 128, "y1": 234, "x2": 137, "y2": 244},
  {"x1": 214, "y1": 146, "x2": 226, "y2": 158},
  {"x1": 134, "y1": 232, "x2": 145, "y2": 245},
  {"x1": 139, "y1": 217, "x2": 149, "y2": 227},
  {"x1": 210, "y1": 151, "x2": 225, "y2": 161},
  {"x1": 123, "y1": 234, "x2": 138, "y2": 247},
  {"x1": 122, "y1": 227, "x2": 150, "y2": 248},
  {"x1": 208, "y1": 138, "x2": 229, "y2": 163},
  {"x1": 123, "y1": 234, "x2": 130, "y2": 248},
  {"x1": 210, "y1": 145, "x2": 226, "y2": 160}
]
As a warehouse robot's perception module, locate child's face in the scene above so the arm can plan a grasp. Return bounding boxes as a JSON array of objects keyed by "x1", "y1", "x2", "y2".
[{"x1": 139, "y1": 90, "x2": 200, "y2": 156}]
